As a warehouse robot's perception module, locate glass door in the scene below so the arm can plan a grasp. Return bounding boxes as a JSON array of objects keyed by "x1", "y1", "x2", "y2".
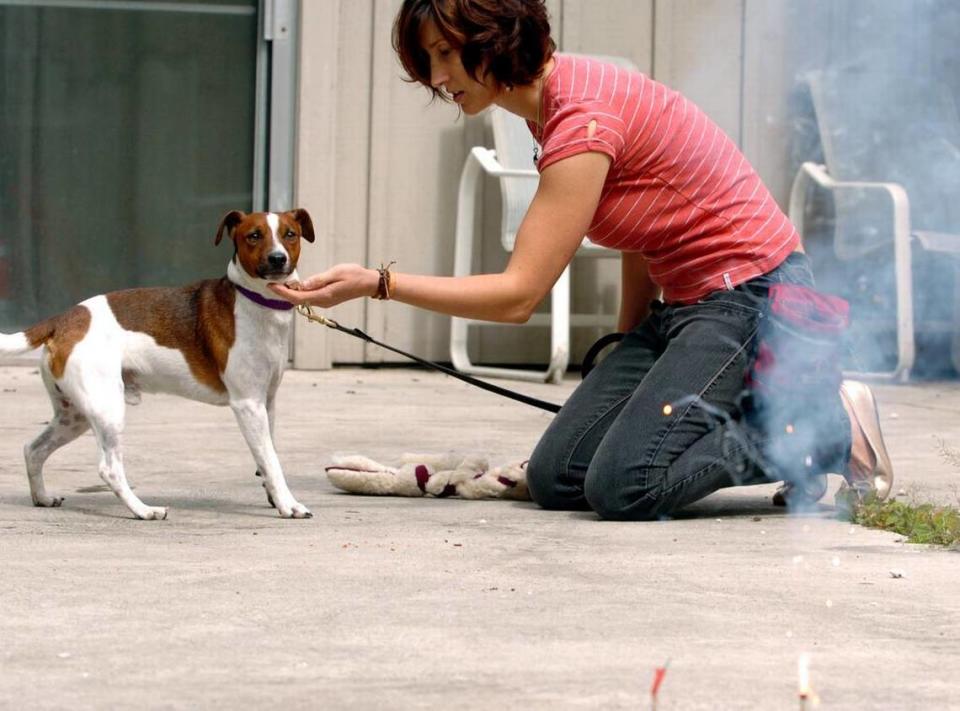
[{"x1": 0, "y1": 0, "x2": 291, "y2": 330}]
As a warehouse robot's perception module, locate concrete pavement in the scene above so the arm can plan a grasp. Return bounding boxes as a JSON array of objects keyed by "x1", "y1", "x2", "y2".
[{"x1": 0, "y1": 364, "x2": 958, "y2": 710}]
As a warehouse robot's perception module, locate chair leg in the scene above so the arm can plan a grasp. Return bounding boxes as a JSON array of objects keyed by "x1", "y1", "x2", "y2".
[
  {"x1": 952, "y1": 260, "x2": 960, "y2": 376},
  {"x1": 450, "y1": 151, "x2": 481, "y2": 376},
  {"x1": 547, "y1": 266, "x2": 571, "y2": 384},
  {"x1": 890, "y1": 210, "x2": 915, "y2": 382}
]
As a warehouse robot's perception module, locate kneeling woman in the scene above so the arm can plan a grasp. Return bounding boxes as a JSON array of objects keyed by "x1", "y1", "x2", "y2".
[{"x1": 270, "y1": 0, "x2": 892, "y2": 519}]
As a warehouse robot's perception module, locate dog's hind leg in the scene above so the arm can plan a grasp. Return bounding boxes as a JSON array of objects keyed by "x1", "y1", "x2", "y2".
[
  {"x1": 76, "y1": 373, "x2": 167, "y2": 521},
  {"x1": 24, "y1": 366, "x2": 91, "y2": 507}
]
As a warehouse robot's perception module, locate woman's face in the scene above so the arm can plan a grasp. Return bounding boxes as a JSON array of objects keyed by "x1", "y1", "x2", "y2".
[{"x1": 420, "y1": 19, "x2": 497, "y2": 115}]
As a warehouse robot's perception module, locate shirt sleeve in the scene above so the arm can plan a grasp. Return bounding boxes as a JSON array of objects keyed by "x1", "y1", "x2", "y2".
[{"x1": 536, "y1": 100, "x2": 627, "y2": 172}]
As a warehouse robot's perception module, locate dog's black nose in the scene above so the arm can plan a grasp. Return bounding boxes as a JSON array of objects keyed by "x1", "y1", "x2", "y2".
[{"x1": 267, "y1": 252, "x2": 288, "y2": 269}]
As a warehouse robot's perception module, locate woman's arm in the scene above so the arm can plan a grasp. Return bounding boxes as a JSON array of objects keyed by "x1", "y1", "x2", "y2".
[
  {"x1": 269, "y1": 151, "x2": 612, "y2": 324},
  {"x1": 618, "y1": 251, "x2": 659, "y2": 332}
]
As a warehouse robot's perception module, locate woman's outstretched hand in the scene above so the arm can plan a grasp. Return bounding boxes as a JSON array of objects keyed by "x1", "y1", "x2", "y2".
[{"x1": 267, "y1": 263, "x2": 378, "y2": 308}]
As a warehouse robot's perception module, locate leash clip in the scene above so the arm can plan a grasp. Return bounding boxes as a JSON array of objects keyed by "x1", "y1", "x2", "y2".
[{"x1": 296, "y1": 304, "x2": 339, "y2": 329}]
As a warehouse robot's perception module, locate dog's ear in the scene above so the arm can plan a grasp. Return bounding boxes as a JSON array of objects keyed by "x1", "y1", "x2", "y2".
[
  {"x1": 289, "y1": 208, "x2": 315, "y2": 243},
  {"x1": 215, "y1": 210, "x2": 246, "y2": 246}
]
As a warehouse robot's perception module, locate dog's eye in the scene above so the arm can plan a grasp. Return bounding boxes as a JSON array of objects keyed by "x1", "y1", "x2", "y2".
[
  {"x1": 284, "y1": 230, "x2": 296, "y2": 241},
  {"x1": 246, "y1": 232, "x2": 262, "y2": 243}
]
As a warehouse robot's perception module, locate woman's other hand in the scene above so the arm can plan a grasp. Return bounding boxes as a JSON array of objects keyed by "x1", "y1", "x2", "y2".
[{"x1": 267, "y1": 263, "x2": 378, "y2": 308}]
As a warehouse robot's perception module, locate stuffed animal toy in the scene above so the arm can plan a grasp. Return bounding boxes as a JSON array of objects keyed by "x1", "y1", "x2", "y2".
[{"x1": 325, "y1": 453, "x2": 529, "y2": 500}]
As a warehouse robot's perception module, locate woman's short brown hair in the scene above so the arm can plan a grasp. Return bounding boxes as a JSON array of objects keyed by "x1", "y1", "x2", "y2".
[{"x1": 393, "y1": 0, "x2": 556, "y2": 101}]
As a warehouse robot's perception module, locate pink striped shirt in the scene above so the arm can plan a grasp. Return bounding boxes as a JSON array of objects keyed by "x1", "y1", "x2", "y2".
[{"x1": 530, "y1": 54, "x2": 799, "y2": 303}]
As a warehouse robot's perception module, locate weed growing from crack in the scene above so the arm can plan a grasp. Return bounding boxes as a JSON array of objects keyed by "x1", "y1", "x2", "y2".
[{"x1": 837, "y1": 489, "x2": 960, "y2": 548}]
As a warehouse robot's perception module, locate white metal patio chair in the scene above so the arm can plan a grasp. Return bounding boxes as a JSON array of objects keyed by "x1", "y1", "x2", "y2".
[
  {"x1": 789, "y1": 67, "x2": 960, "y2": 381},
  {"x1": 449, "y1": 55, "x2": 636, "y2": 384}
]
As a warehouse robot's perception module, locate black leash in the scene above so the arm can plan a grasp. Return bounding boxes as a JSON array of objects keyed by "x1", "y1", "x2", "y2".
[
  {"x1": 296, "y1": 305, "x2": 563, "y2": 413},
  {"x1": 580, "y1": 332, "x2": 624, "y2": 378}
]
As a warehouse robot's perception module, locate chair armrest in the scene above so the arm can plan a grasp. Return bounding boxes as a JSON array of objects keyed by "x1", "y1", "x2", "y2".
[
  {"x1": 789, "y1": 161, "x2": 911, "y2": 260},
  {"x1": 576, "y1": 238, "x2": 615, "y2": 256},
  {"x1": 790, "y1": 161, "x2": 909, "y2": 198},
  {"x1": 469, "y1": 146, "x2": 539, "y2": 179},
  {"x1": 913, "y1": 230, "x2": 960, "y2": 254}
]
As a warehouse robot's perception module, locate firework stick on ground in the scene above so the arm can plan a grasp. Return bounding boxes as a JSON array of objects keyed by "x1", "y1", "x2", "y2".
[
  {"x1": 798, "y1": 653, "x2": 811, "y2": 710},
  {"x1": 650, "y1": 659, "x2": 670, "y2": 710}
]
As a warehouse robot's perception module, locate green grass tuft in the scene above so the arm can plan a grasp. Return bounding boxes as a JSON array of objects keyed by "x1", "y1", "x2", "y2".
[{"x1": 838, "y1": 491, "x2": 960, "y2": 547}]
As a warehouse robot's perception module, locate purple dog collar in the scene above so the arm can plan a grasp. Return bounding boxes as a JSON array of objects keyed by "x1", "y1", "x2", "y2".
[{"x1": 234, "y1": 283, "x2": 295, "y2": 311}]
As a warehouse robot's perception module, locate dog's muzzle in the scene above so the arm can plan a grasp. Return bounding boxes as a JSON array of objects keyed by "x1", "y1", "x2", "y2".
[{"x1": 258, "y1": 253, "x2": 292, "y2": 279}]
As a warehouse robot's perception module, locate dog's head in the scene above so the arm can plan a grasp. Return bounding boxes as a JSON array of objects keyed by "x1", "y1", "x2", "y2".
[{"x1": 214, "y1": 209, "x2": 315, "y2": 281}]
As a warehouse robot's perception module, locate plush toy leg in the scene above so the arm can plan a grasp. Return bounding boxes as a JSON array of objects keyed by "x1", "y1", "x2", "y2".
[
  {"x1": 326, "y1": 454, "x2": 530, "y2": 500},
  {"x1": 325, "y1": 455, "x2": 422, "y2": 496}
]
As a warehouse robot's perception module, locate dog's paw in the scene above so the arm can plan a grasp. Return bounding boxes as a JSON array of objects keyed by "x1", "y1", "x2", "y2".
[
  {"x1": 136, "y1": 506, "x2": 168, "y2": 521},
  {"x1": 277, "y1": 501, "x2": 313, "y2": 519},
  {"x1": 32, "y1": 494, "x2": 64, "y2": 508}
]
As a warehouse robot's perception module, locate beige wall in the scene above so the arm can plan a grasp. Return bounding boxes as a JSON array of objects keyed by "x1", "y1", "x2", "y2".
[
  {"x1": 293, "y1": 0, "x2": 920, "y2": 369},
  {"x1": 295, "y1": 0, "x2": 469, "y2": 368}
]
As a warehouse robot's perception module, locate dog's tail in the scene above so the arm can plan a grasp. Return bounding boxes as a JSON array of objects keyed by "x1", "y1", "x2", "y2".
[{"x1": 0, "y1": 320, "x2": 52, "y2": 357}]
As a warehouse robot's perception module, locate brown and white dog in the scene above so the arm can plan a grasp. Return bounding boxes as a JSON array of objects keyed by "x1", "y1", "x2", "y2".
[{"x1": 0, "y1": 210, "x2": 313, "y2": 520}]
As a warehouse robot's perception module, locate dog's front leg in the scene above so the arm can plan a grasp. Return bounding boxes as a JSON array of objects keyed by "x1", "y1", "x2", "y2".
[
  {"x1": 230, "y1": 398, "x2": 311, "y2": 519},
  {"x1": 254, "y1": 391, "x2": 279, "y2": 508}
]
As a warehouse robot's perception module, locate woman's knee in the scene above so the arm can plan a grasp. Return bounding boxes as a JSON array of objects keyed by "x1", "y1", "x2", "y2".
[
  {"x1": 526, "y1": 443, "x2": 589, "y2": 511},
  {"x1": 525, "y1": 447, "x2": 565, "y2": 509},
  {"x1": 584, "y1": 463, "x2": 665, "y2": 521}
]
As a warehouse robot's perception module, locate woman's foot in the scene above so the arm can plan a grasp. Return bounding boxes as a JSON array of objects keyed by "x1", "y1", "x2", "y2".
[
  {"x1": 772, "y1": 474, "x2": 828, "y2": 507},
  {"x1": 837, "y1": 379, "x2": 894, "y2": 501},
  {"x1": 772, "y1": 380, "x2": 893, "y2": 507}
]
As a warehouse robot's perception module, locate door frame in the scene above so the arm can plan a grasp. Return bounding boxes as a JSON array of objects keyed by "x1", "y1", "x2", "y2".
[{"x1": 255, "y1": 0, "x2": 299, "y2": 213}]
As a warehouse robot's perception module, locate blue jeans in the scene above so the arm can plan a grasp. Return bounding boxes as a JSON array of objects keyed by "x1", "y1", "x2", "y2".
[{"x1": 526, "y1": 253, "x2": 851, "y2": 520}]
